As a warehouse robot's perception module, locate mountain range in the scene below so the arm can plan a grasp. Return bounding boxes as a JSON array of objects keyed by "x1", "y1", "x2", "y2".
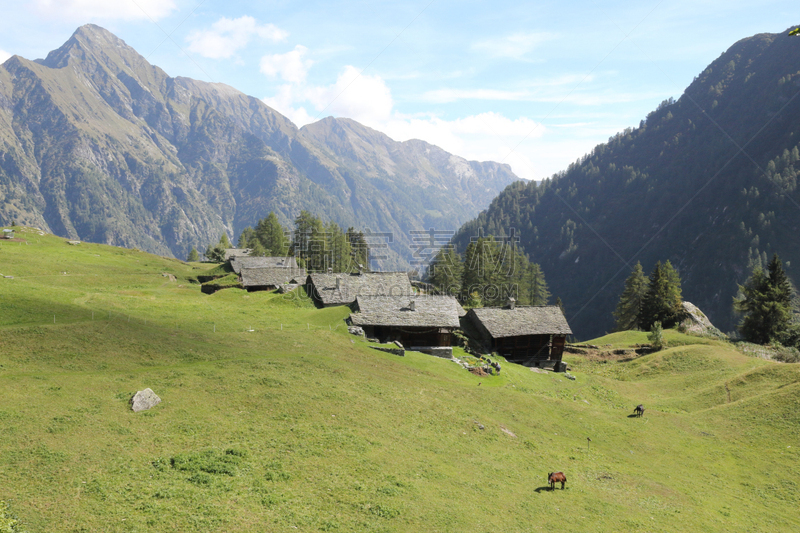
[
  {"x1": 0, "y1": 24, "x2": 517, "y2": 266},
  {"x1": 453, "y1": 26, "x2": 800, "y2": 339}
]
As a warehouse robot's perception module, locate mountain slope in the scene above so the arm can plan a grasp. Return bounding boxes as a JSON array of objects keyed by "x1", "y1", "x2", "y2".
[
  {"x1": 453, "y1": 27, "x2": 800, "y2": 339},
  {"x1": 0, "y1": 24, "x2": 516, "y2": 265},
  {"x1": 1, "y1": 229, "x2": 799, "y2": 531}
]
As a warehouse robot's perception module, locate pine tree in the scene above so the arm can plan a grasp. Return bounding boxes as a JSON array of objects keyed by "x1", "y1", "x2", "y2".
[
  {"x1": 252, "y1": 212, "x2": 289, "y2": 255},
  {"x1": 187, "y1": 247, "x2": 199, "y2": 262},
  {"x1": 293, "y1": 211, "x2": 324, "y2": 270},
  {"x1": 250, "y1": 240, "x2": 267, "y2": 257},
  {"x1": 264, "y1": 212, "x2": 289, "y2": 256},
  {"x1": 613, "y1": 261, "x2": 647, "y2": 331},
  {"x1": 640, "y1": 260, "x2": 683, "y2": 330},
  {"x1": 461, "y1": 237, "x2": 507, "y2": 306},
  {"x1": 324, "y1": 221, "x2": 352, "y2": 273},
  {"x1": 527, "y1": 262, "x2": 550, "y2": 305},
  {"x1": 347, "y1": 228, "x2": 369, "y2": 272},
  {"x1": 205, "y1": 234, "x2": 231, "y2": 262},
  {"x1": 237, "y1": 227, "x2": 255, "y2": 249},
  {"x1": 648, "y1": 321, "x2": 664, "y2": 350},
  {"x1": 734, "y1": 253, "x2": 794, "y2": 344},
  {"x1": 429, "y1": 247, "x2": 464, "y2": 297}
]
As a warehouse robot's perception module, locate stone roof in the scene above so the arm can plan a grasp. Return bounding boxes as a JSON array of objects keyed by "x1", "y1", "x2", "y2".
[
  {"x1": 350, "y1": 295, "x2": 463, "y2": 328},
  {"x1": 230, "y1": 256, "x2": 298, "y2": 274},
  {"x1": 240, "y1": 267, "x2": 307, "y2": 288},
  {"x1": 468, "y1": 305, "x2": 572, "y2": 338},
  {"x1": 223, "y1": 248, "x2": 251, "y2": 261},
  {"x1": 308, "y1": 272, "x2": 413, "y2": 306}
]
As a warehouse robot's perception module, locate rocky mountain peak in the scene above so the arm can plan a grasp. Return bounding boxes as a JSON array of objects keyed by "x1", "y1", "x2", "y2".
[{"x1": 0, "y1": 25, "x2": 518, "y2": 268}]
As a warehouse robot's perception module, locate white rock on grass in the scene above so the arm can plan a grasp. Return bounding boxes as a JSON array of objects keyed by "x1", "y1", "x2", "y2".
[{"x1": 130, "y1": 388, "x2": 161, "y2": 412}]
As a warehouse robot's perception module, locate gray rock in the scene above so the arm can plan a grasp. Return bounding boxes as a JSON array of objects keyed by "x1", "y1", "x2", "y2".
[
  {"x1": 680, "y1": 302, "x2": 724, "y2": 336},
  {"x1": 348, "y1": 326, "x2": 365, "y2": 336},
  {"x1": 131, "y1": 388, "x2": 161, "y2": 412},
  {"x1": 370, "y1": 345, "x2": 404, "y2": 357}
]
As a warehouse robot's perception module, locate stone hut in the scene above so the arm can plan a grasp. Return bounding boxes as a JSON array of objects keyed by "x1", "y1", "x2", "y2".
[
  {"x1": 223, "y1": 248, "x2": 252, "y2": 261},
  {"x1": 240, "y1": 266, "x2": 307, "y2": 292},
  {"x1": 306, "y1": 271, "x2": 413, "y2": 307},
  {"x1": 467, "y1": 300, "x2": 572, "y2": 368},
  {"x1": 230, "y1": 255, "x2": 298, "y2": 274},
  {"x1": 350, "y1": 295, "x2": 464, "y2": 351}
]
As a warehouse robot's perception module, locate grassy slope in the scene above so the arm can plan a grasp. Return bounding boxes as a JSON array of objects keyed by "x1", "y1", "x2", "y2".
[{"x1": 1, "y1": 227, "x2": 799, "y2": 532}]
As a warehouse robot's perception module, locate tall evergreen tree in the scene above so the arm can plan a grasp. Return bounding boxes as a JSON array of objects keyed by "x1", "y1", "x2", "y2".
[
  {"x1": 347, "y1": 228, "x2": 369, "y2": 271},
  {"x1": 237, "y1": 227, "x2": 255, "y2": 249},
  {"x1": 293, "y1": 211, "x2": 325, "y2": 270},
  {"x1": 462, "y1": 237, "x2": 509, "y2": 306},
  {"x1": 205, "y1": 234, "x2": 229, "y2": 262},
  {"x1": 186, "y1": 247, "x2": 199, "y2": 262},
  {"x1": 249, "y1": 240, "x2": 267, "y2": 257},
  {"x1": 614, "y1": 261, "x2": 647, "y2": 331},
  {"x1": 263, "y1": 212, "x2": 289, "y2": 256},
  {"x1": 734, "y1": 253, "x2": 794, "y2": 344},
  {"x1": 527, "y1": 262, "x2": 550, "y2": 305},
  {"x1": 641, "y1": 260, "x2": 684, "y2": 330},
  {"x1": 429, "y1": 247, "x2": 464, "y2": 297},
  {"x1": 324, "y1": 221, "x2": 352, "y2": 273}
]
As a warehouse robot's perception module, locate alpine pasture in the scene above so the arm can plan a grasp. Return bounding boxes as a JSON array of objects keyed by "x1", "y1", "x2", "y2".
[{"x1": 1, "y1": 227, "x2": 798, "y2": 532}]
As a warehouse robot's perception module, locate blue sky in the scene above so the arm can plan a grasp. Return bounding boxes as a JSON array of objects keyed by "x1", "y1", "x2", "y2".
[{"x1": 0, "y1": 1, "x2": 797, "y2": 180}]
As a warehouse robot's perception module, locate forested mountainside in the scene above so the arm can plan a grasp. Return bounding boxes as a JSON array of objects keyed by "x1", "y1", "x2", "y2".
[
  {"x1": 453, "y1": 27, "x2": 800, "y2": 339},
  {"x1": 0, "y1": 24, "x2": 516, "y2": 266}
]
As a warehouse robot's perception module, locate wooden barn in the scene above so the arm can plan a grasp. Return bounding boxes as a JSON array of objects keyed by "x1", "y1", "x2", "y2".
[
  {"x1": 350, "y1": 295, "x2": 464, "y2": 352},
  {"x1": 306, "y1": 272, "x2": 413, "y2": 307},
  {"x1": 467, "y1": 300, "x2": 572, "y2": 368},
  {"x1": 240, "y1": 267, "x2": 306, "y2": 292}
]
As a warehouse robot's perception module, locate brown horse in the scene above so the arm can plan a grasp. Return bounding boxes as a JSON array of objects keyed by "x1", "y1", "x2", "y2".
[
  {"x1": 548, "y1": 471, "x2": 567, "y2": 490},
  {"x1": 634, "y1": 404, "x2": 645, "y2": 417}
]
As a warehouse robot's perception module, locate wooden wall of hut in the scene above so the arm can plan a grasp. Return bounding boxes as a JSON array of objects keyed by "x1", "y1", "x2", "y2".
[
  {"x1": 372, "y1": 326, "x2": 453, "y2": 347},
  {"x1": 551, "y1": 335, "x2": 567, "y2": 357},
  {"x1": 493, "y1": 334, "x2": 552, "y2": 363}
]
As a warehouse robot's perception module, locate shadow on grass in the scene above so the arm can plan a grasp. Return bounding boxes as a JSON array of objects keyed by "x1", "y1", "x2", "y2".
[{"x1": 534, "y1": 486, "x2": 567, "y2": 493}]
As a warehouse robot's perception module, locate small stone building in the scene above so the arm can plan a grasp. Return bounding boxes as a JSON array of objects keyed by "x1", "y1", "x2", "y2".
[
  {"x1": 306, "y1": 272, "x2": 413, "y2": 307},
  {"x1": 467, "y1": 300, "x2": 572, "y2": 367},
  {"x1": 240, "y1": 267, "x2": 307, "y2": 292},
  {"x1": 223, "y1": 248, "x2": 252, "y2": 261},
  {"x1": 350, "y1": 295, "x2": 464, "y2": 352},
  {"x1": 230, "y1": 256, "x2": 298, "y2": 274}
]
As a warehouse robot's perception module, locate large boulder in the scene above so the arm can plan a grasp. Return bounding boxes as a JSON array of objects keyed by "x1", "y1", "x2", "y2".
[
  {"x1": 130, "y1": 388, "x2": 161, "y2": 412},
  {"x1": 680, "y1": 302, "x2": 723, "y2": 336}
]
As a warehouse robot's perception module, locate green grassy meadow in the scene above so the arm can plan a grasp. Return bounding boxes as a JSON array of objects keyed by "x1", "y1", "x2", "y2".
[{"x1": 1, "y1": 227, "x2": 799, "y2": 532}]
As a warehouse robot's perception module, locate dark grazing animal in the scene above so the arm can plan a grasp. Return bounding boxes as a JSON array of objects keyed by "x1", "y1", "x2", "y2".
[
  {"x1": 548, "y1": 471, "x2": 567, "y2": 490},
  {"x1": 634, "y1": 404, "x2": 645, "y2": 417}
]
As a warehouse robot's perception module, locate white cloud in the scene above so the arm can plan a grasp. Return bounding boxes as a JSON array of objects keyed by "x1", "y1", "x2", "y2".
[
  {"x1": 378, "y1": 113, "x2": 546, "y2": 180},
  {"x1": 0, "y1": 49, "x2": 11, "y2": 63},
  {"x1": 262, "y1": 65, "x2": 549, "y2": 180},
  {"x1": 262, "y1": 84, "x2": 316, "y2": 126},
  {"x1": 187, "y1": 16, "x2": 288, "y2": 59},
  {"x1": 472, "y1": 32, "x2": 554, "y2": 59},
  {"x1": 303, "y1": 65, "x2": 394, "y2": 125},
  {"x1": 34, "y1": 0, "x2": 176, "y2": 21},
  {"x1": 260, "y1": 45, "x2": 312, "y2": 84}
]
